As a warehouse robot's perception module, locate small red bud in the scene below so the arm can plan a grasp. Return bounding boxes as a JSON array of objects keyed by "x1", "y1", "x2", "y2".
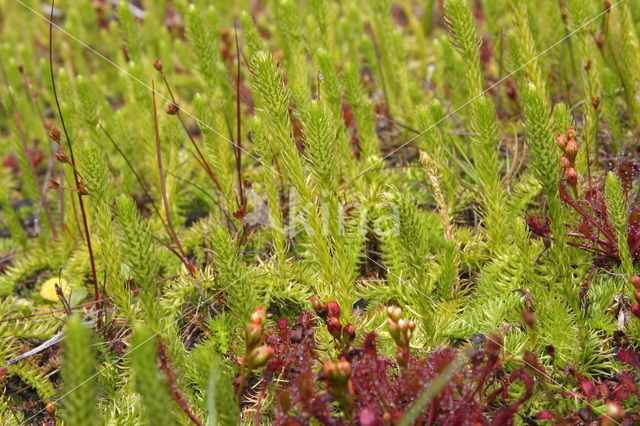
[
  {"x1": 559, "y1": 155, "x2": 571, "y2": 169},
  {"x1": 631, "y1": 275, "x2": 640, "y2": 289},
  {"x1": 631, "y1": 304, "x2": 640, "y2": 319},
  {"x1": 343, "y1": 324, "x2": 356, "y2": 342},
  {"x1": 326, "y1": 301, "x2": 341, "y2": 318},
  {"x1": 245, "y1": 322, "x2": 262, "y2": 347},
  {"x1": 566, "y1": 126, "x2": 576, "y2": 140},
  {"x1": 153, "y1": 60, "x2": 163, "y2": 71},
  {"x1": 635, "y1": 290, "x2": 640, "y2": 305},
  {"x1": 591, "y1": 96, "x2": 600, "y2": 109},
  {"x1": 327, "y1": 316, "x2": 342, "y2": 339}
]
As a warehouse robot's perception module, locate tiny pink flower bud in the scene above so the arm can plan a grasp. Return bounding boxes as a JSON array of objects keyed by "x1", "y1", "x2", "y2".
[
  {"x1": 248, "y1": 345, "x2": 274, "y2": 369},
  {"x1": 323, "y1": 360, "x2": 337, "y2": 379},
  {"x1": 556, "y1": 133, "x2": 567, "y2": 150},
  {"x1": 250, "y1": 305, "x2": 266, "y2": 325},
  {"x1": 397, "y1": 319, "x2": 408, "y2": 333},
  {"x1": 566, "y1": 126, "x2": 576, "y2": 140},
  {"x1": 564, "y1": 167, "x2": 578, "y2": 190},
  {"x1": 635, "y1": 290, "x2": 640, "y2": 305},
  {"x1": 385, "y1": 306, "x2": 395, "y2": 317},
  {"x1": 387, "y1": 318, "x2": 399, "y2": 338},
  {"x1": 245, "y1": 322, "x2": 262, "y2": 347},
  {"x1": 559, "y1": 155, "x2": 571, "y2": 169},
  {"x1": 336, "y1": 357, "x2": 351, "y2": 381},
  {"x1": 310, "y1": 296, "x2": 323, "y2": 312},
  {"x1": 632, "y1": 275, "x2": 640, "y2": 289},
  {"x1": 631, "y1": 304, "x2": 640, "y2": 319},
  {"x1": 565, "y1": 138, "x2": 578, "y2": 161},
  {"x1": 390, "y1": 306, "x2": 402, "y2": 322}
]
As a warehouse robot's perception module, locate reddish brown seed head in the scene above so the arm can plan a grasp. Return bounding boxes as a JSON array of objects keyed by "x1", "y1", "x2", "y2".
[
  {"x1": 49, "y1": 127, "x2": 61, "y2": 143},
  {"x1": 631, "y1": 275, "x2": 640, "y2": 289},
  {"x1": 153, "y1": 60, "x2": 163, "y2": 72},
  {"x1": 166, "y1": 102, "x2": 179, "y2": 115},
  {"x1": 631, "y1": 304, "x2": 640, "y2": 319},
  {"x1": 54, "y1": 149, "x2": 69, "y2": 164},
  {"x1": 47, "y1": 178, "x2": 61, "y2": 190}
]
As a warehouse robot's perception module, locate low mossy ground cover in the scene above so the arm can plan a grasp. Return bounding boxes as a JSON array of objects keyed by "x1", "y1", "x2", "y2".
[{"x1": 2, "y1": 0, "x2": 640, "y2": 424}]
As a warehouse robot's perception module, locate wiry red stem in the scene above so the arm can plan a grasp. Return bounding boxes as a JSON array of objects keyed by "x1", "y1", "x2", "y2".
[
  {"x1": 157, "y1": 340, "x2": 203, "y2": 426},
  {"x1": 234, "y1": 24, "x2": 245, "y2": 210},
  {"x1": 152, "y1": 85, "x2": 197, "y2": 276},
  {"x1": 157, "y1": 69, "x2": 223, "y2": 192},
  {"x1": 48, "y1": 0, "x2": 101, "y2": 328}
]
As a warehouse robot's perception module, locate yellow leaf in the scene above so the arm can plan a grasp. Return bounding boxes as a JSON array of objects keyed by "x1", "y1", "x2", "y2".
[{"x1": 40, "y1": 277, "x2": 70, "y2": 302}]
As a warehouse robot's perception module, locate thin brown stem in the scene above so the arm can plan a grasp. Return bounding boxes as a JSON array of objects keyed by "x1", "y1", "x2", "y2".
[
  {"x1": 48, "y1": 0, "x2": 100, "y2": 328},
  {"x1": 152, "y1": 84, "x2": 196, "y2": 276},
  {"x1": 157, "y1": 340, "x2": 204, "y2": 426},
  {"x1": 234, "y1": 24, "x2": 245, "y2": 209},
  {"x1": 157, "y1": 68, "x2": 223, "y2": 192}
]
